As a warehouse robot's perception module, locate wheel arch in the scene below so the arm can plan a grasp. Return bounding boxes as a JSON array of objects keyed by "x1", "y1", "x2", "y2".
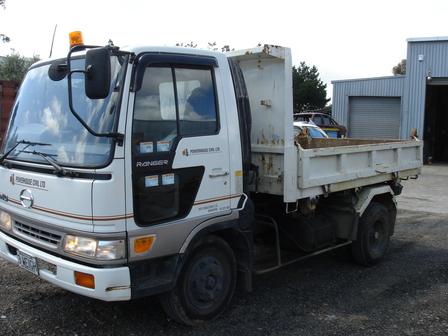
[
  {"x1": 352, "y1": 184, "x2": 397, "y2": 238},
  {"x1": 129, "y1": 219, "x2": 254, "y2": 300},
  {"x1": 159, "y1": 233, "x2": 238, "y2": 325},
  {"x1": 354, "y1": 185, "x2": 396, "y2": 215},
  {"x1": 177, "y1": 219, "x2": 254, "y2": 292}
]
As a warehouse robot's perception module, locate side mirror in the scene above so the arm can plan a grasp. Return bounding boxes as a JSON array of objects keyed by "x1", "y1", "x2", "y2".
[
  {"x1": 85, "y1": 48, "x2": 111, "y2": 99},
  {"x1": 48, "y1": 60, "x2": 68, "y2": 81}
]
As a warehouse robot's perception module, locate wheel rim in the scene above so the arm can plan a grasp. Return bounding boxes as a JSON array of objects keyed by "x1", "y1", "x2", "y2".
[
  {"x1": 186, "y1": 255, "x2": 227, "y2": 310},
  {"x1": 369, "y1": 218, "x2": 386, "y2": 255}
]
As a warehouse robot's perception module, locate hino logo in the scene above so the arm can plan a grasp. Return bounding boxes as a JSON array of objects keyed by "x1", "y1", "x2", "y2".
[
  {"x1": 20, "y1": 189, "x2": 34, "y2": 208},
  {"x1": 136, "y1": 160, "x2": 169, "y2": 168}
]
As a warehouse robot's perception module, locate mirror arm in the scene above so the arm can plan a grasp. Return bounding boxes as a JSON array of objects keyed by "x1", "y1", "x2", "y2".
[
  {"x1": 66, "y1": 70, "x2": 124, "y2": 145},
  {"x1": 65, "y1": 46, "x2": 124, "y2": 146},
  {"x1": 66, "y1": 88, "x2": 124, "y2": 145}
]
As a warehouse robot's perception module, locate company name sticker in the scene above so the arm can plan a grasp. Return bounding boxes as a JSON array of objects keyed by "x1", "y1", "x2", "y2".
[
  {"x1": 183, "y1": 147, "x2": 221, "y2": 156},
  {"x1": 14, "y1": 175, "x2": 47, "y2": 190}
]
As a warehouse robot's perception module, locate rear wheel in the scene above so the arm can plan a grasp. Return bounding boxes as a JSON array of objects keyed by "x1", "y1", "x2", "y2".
[
  {"x1": 351, "y1": 202, "x2": 390, "y2": 266},
  {"x1": 159, "y1": 235, "x2": 236, "y2": 326}
]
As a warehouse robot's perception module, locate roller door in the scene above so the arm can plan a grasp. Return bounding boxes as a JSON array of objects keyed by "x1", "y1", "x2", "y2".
[{"x1": 349, "y1": 97, "x2": 401, "y2": 139}]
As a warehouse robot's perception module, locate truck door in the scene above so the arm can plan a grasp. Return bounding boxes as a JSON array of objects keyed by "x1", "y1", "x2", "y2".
[{"x1": 128, "y1": 54, "x2": 232, "y2": 228}]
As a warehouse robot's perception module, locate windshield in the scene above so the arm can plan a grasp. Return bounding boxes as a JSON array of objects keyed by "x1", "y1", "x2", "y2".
[
  {"x1": 294, "y1": 115, "x2": 311, "y2": 122},
  {"x1": 1, "y1": 55, "x2": 125, "y2": 168}
]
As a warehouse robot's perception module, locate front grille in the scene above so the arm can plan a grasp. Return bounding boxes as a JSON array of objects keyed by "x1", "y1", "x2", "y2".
[{"x1": 14, "y1": 221, "x2": 62, "y2": 246}]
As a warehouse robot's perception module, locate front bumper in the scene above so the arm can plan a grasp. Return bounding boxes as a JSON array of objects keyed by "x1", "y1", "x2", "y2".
[{"x1": 0, "y1": 231, "x2": 131, "y2": 301}]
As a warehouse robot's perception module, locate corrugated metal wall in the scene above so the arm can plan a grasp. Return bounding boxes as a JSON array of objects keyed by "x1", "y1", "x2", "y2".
[
  {"x1": 332, "y1": 37, "x2": 448, "y2": 141},
  {"x1": 332, "y1": 76, "x2": 405, "y2": 136},
  {"x1": 402, "y1": 38, "x2": 448, "y2": 140}
]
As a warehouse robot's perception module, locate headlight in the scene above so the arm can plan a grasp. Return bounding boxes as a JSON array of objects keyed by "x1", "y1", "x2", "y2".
[
  {"x1": 0, "y1": 210, "x2": 12, "y2": 231},
  {"x1": 63, "y1": 235, "x2": 126, "y2": 260}
]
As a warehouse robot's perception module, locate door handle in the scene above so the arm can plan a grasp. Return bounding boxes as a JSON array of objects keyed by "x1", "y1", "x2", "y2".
[{"x1": 209, "y1": 170, "x2": 229, "y2": 178}]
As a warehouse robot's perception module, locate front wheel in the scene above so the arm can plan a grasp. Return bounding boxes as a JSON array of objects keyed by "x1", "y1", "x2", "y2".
[
  {"x1": 159, "y1": 235, "x2": 236, "y2": 326},
  {"x1": 351, "y1": 202, "x2": 391, "y2": 267}
]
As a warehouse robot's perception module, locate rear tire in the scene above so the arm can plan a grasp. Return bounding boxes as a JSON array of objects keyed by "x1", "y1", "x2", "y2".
[
  {"x1": 159, "y1": 235, "x2": 236, "y2": 326},
  {"x1": 351, "y1": 202, "x2": 390, "y2": 267}
]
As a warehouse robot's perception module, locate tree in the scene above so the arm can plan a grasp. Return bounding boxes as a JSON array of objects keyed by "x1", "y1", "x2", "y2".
[
  {"x1": 176, "y1": 41, "x2": 235, "y2": 52},
  {"x1": 175, "y1": 41, "x2": 198, "y2": 48},
  {"x1": 0, "y1": 49, "x2": 40, "y2": 82},
  {"x1": 1, "y1": 0, "x2": 10, "y2": 43},
  {"x1": 292, "y1": 62, "x2": 329, "y2": 113},
  {"x1": 0, "y1": 34, "x2": 10, "y2": 43},
  {"x1": 392, "y1": 59, "x2": 406, "y2": 75},
  {"x1": 221, "y1": 45, "x2": 232, "y2": 52}
]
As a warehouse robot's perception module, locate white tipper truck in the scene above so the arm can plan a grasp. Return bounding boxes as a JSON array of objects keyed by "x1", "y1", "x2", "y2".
[{"x1": 0, "y1": 32, "x2": 422, "y2": 326}]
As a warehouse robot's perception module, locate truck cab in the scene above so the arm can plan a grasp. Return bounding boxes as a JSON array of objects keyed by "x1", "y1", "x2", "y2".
[{"x1": 0, "y1": 40, "x2": 255, "y2": 324}]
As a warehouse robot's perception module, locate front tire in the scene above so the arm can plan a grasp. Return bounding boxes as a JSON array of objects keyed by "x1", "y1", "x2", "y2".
[
  {"x1": 351, "y1": 202, "x2": 390, "y2": 266},
  {"x1": 159, "y1": 235, "x2": 236, "y2": 326}
]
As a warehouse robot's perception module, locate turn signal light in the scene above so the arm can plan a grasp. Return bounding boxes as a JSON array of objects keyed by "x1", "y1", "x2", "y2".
[
  {"x1": 134, "y1": 236, "x2": 156, "y2": 254},
  {"x1": 74, "y1": 271, "x2": 95, "y2": 289},
  {"x1": 69, "y1": 31, "x2": 84, "y2": 48}
]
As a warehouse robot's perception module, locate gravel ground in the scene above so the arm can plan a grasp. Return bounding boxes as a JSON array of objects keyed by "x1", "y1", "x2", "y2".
[{"x1": 1, "y1": 166, "x2": 447, "y2": 335}]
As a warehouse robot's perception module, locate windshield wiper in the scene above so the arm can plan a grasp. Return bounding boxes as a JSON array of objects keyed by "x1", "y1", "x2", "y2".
[
  {"x1": 0, "y1": 140, "x2": 51, "y2": 166},
  {"x1": 21, "y1": 150, "x2": 78, "y2": 177}
]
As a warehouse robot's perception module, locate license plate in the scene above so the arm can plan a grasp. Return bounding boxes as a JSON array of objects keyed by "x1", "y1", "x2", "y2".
[{"x1": 17, "y1": 250, "x2": 39, "y2": 275}]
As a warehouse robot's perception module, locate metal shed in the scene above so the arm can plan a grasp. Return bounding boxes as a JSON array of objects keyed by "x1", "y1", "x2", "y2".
[
  {"x1": 332, "y1": 76, "x2": 405, "y2": 139},
  {"x1": 332, "y1": 36, "x2": 448, "y2": 163}
]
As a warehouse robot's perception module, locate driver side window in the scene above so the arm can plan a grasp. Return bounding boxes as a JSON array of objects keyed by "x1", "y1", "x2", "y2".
[{"x1": 132, "y1": 65, "x2": 218, "y2": 154}]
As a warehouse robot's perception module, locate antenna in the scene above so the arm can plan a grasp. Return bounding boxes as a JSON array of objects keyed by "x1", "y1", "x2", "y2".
[{"x1": 49, "y1": 24, "x2": 57, "y2": 58}]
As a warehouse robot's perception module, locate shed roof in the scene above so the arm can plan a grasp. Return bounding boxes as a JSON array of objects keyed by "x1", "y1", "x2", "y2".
[
  {"x1": 407, "y1": 36, "x2": 448, "y2": 43},
  {"x1": 331, "y1": 75, "x2": 404, "y2": 84}
]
